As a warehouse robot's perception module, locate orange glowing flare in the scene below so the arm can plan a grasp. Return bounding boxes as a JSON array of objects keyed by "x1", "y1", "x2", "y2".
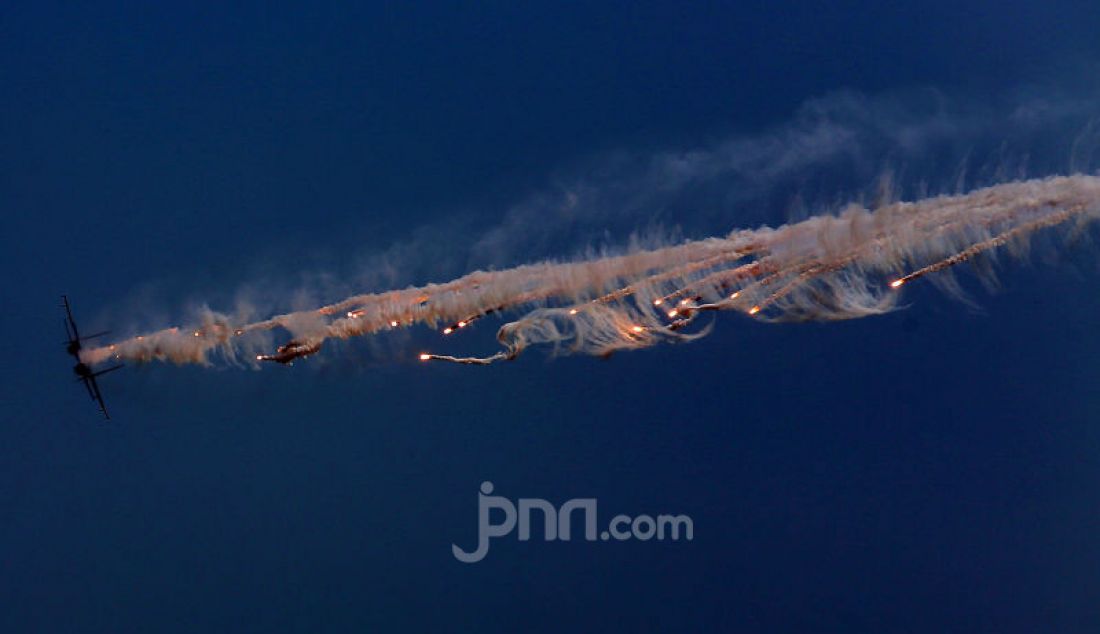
[
  {"x1": 390, "y1": 320, "x2": 399, "y2": 327},
  {"x1": 890, "y1": 279, "x2": 905, "y2": 288},
  {"x1": 730, "y1": 291, "x2": 740, "y2": 299},
  {"x1": 419, "y1": 353, "x2": 431, "y2": 361},
  {"x1": 667, "y1": 310, "x2": 678, "y2": 318},
  {"x1": 569, "y1": 308, "x2": 578, "y2": 315},
  {"x1": 631, "y1": 326, "x2": 644, "y2": 333},
  {"x1": 653, "y1": 299, "x2": 663, "y2": 306},
  {"x1": 443, "y1": 327, "x2": 454, "y2": 335},
  {"x1": 458, "y1": 321, "x2": 467, "y2": 328},
  {"x1": 748, "y1": 306, "x2": 761, "y2": 315}
]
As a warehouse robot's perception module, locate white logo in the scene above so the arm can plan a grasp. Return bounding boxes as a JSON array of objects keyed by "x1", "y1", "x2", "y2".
[{"x1": 452, "y1": 481, "x2": 694, "y2": 563}]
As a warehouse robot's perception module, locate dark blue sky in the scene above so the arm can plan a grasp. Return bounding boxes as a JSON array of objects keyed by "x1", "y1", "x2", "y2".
[{"x1": 4, "y1": 2, "x2": 1100, "y2": 632}]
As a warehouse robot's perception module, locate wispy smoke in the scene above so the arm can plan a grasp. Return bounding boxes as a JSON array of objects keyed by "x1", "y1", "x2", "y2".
[
  {"x1": 468, "y1": 86, "x2": 1100, "y2": 270},
  {"x1": 83, "y1": 175, "x2": 1100, "y2": 368},
  {"x1": 88, "y1": 82, "x2": 1100, "y2": 369}
]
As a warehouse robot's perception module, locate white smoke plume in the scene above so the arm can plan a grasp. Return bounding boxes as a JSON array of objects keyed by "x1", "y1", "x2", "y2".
[{"x1": 81, "y1": 175, "x2": 1100, "y2": 368}]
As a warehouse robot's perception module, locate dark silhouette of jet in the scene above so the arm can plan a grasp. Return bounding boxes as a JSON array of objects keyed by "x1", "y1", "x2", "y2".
[
  {"x1": 256, "y1": 339, "x2": 322, "y2": 365},
  {"x1": 63, "y1": 295, "x2": 123, "y2": 419}
]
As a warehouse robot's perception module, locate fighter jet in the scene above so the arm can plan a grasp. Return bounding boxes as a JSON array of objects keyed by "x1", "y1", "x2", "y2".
[{"x1": 62, "y1": 295, "x2": 123, "y2": 419}]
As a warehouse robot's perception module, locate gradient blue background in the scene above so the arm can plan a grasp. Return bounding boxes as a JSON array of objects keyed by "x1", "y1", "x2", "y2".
[{"x1": 4, "y1": 2, "x2": 1100, "y2": 632}]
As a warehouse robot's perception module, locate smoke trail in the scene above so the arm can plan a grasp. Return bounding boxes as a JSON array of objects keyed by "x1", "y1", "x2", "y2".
[{"x1": 81, "y1": 174, "x2": 1100, "y2": 369}]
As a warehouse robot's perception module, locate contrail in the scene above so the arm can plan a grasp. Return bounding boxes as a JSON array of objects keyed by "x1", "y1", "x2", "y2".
[{"x1": 81, "y1": 174, "x2": 1100, "y2": 369}]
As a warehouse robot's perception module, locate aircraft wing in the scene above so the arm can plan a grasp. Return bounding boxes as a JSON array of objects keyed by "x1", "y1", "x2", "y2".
[
  {"x1": 86, "y1": 374, "x2": 110, "y2": 420},
  {"x1": 80, "y1": 376, "x2": 96, "y2": 400},
  {"x1": 62, "y1": 295, "x2": 79, "y2": 340},
  {"x1": 87, "y1": 365, "x2": 122, "y2": 420}
]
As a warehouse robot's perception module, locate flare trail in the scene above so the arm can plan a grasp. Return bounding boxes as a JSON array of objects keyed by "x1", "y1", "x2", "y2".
[{"x1": 81, "y1": 175, "x2": 1100, "y2": 368}]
